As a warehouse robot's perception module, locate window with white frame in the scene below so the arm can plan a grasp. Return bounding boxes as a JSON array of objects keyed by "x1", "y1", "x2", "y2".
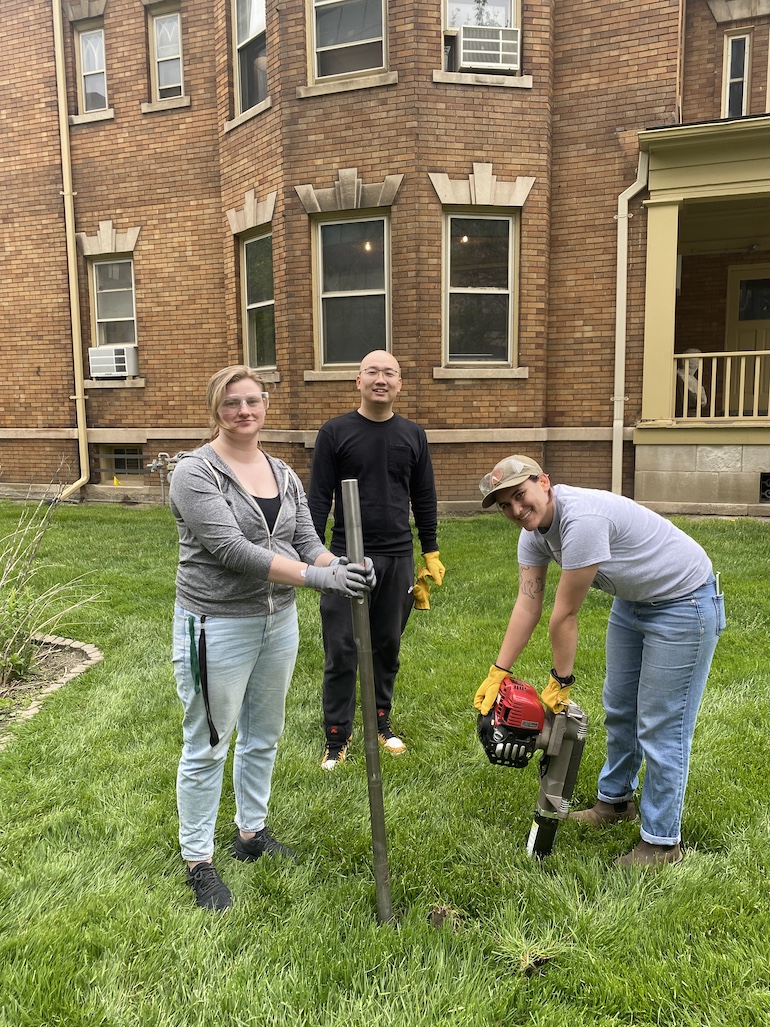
[
  {"x1": 313, "y1": 0, "x2": 385, "y2": 80},
  {"x1": 150, "y1": 6, "x2": 184, "y2": 101},
  {"x1": 235, "y1": 0, "x2": 267, "y2": 113},
  {"x1": 723, "y1": 32, "x2": 751, "y2": 118},
  {"x1": 445, "y1": 214, "x2": 514, "y2": 364},
  {"x1": 76, "y1": 23, "x2": 108, "y2": 113},
  {"x1": 244, "y1": 234, "x2": 276, "y2": 368},
  {"x1": 444, "y1": 0, "x2": 519, "y2": 74},
  {"x1": 317, "y1": 217, "x2": 388, "y2": 364},
  {"x1": 92, "y1": 259, "x2": 137, "y2": 347}
]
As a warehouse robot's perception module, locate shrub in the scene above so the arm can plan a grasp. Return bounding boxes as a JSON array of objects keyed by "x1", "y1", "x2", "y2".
[{"x1": 0, "y1": 490, "x2": 98, "y2": 688}]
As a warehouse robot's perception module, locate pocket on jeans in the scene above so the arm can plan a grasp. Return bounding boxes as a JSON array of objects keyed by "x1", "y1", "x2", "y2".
[{"x1": 713, "y1": 593, "x2": 726, "y2": 635}]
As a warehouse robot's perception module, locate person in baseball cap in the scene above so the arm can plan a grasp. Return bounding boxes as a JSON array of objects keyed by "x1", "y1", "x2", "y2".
[
  {"x1": 473, "y1": 451, "x2": 724, "y2": 867},
  {"x1": 478, "y1": 455, "x2": 544, "y2": 509}
]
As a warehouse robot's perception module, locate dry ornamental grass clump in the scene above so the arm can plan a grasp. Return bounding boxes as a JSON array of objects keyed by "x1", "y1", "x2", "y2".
[{"x1": 0, "y1": 489, "x2": 99, "y2": 689}]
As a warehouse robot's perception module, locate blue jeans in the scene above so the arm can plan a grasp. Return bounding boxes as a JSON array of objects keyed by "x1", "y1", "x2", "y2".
[
  {"x1": 172, "y1": 604, "x2": 299, "y2": 864},
  {"x1": 598, "y1": 577, "x2": 725, "y2": 845}
]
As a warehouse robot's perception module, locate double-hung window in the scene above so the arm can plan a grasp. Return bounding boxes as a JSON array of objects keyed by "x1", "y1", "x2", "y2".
[
  {"x1": 243, "y1": 234, "x2": 276, "y2": 368},
  {"x1": 317, "y1": 217, "x2": 388, "y2": 364},
  {"x1": 93, "y1": 259, "x2": 137, "y2": 347},
  {"x1": 722, "y1": 32, "x2": 751, "y2": 118},
  {"x1": 445, "y1": 214, "x2": 514, "y2": 364},
  {"x1": 150, "y1": 7, "x2": 184, "y2": 101},
  {"x1": 313, "y1": 0, "x2": 385, "y2": 80},
  {"x1": 76, "y1": 23, "x2": 108, "y2": 113},
  {"x1": 235, "y1": 0, "x2": 268, "y2": 113}
]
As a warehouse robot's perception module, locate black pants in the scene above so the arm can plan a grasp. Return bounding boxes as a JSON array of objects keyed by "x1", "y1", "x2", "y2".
[{"x1": 320, "y1": 553, "x2": 415, "y2": 742}]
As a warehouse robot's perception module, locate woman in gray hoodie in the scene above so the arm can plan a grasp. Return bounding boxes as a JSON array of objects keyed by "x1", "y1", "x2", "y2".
[{"x1": 169, "y1": 365, "x2": 374, "y2": 911}]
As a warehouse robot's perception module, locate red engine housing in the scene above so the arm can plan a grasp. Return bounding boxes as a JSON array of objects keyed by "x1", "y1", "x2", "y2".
[{"x1": 493, "y1": 677, "x2": 545, "y2": 734}]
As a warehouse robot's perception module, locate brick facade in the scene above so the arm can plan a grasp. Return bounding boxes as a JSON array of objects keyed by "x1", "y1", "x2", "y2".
[{"x1": 1, "y1": 0, "x2": 769, "y2": 509}]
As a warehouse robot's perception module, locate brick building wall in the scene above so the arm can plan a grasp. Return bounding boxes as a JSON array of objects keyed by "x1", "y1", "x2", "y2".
[
  {"x1": 0, "y1": 0, "x2": 76, "y2": 454},
  {"x1": 5, "y1": 0, "x2": 764, "y2": 506}
]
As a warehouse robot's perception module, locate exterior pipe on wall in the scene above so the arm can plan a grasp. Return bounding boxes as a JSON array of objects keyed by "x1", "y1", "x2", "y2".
[
  {"x1": 611, "y1": 150, "x2": 649, "y2": 494},
  {"x1": 52, "y1": 0, "x2": 90, "y2": 502}
]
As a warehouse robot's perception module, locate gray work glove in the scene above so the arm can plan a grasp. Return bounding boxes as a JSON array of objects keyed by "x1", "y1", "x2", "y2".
[
  {"x1": 305, "y1": 558, "x2": 374, "y2": 597},
  {"x1": 330, "y1": 556, "x2": 376, "y2": 590}
]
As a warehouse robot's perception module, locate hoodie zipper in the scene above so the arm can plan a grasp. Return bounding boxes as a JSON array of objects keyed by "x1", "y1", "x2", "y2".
[{"x1": 229, "y1": 458, "x2": 292, "y2": 617}]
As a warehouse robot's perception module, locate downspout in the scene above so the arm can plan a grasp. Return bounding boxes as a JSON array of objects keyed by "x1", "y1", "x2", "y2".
[
  {"x1": 52, "y1": 0, "x2": 90, "y2": 501},
  {"x1": 611, "y1": 149, "x2": 649, "y2": 494}
]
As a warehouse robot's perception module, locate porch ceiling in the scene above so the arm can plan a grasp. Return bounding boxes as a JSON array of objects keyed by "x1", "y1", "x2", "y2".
[{"x1": 679, "y1": 195, "x2": 770, "y2": 255}]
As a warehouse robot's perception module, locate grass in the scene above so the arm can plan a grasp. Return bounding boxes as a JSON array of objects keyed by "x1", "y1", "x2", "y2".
[{"x1": 0, "y1": 502, "x2": 768, "y2": 1027}]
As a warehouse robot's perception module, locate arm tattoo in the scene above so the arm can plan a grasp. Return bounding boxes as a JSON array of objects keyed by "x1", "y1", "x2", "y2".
[{"x1": 519, "y1": 565, "x2": 545, "y2": 599}]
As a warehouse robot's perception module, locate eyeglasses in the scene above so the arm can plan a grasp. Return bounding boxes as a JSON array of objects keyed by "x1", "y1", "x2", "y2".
[
  {"x1": 360, "y1": 366, "x2": 400, "y2": 380},
  {"x1": 221, "y1": 393, "x2": 270, "y2": 411}
]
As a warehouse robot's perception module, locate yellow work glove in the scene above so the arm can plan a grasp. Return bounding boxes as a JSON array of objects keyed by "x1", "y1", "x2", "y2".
[
  {"x1": 541, "y1": 670, "x2": 574, "y2": 714},
  {"x1": 412, "y1": 567, "x2": 431, "y2": 610},
  {"x1": 473, "y1": 664, "x2": 511, "y2": 715},
  {"x1": 412, "y1": 552, "x2": 445, "y2": 610},
  {"x1": 423, "y1": 551, "x2": 445, "y2": 586}
]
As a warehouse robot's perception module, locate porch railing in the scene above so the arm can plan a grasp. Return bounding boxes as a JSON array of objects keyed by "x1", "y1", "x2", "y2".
[{"x1": 673, "y1": 350, "x2": 770, "y2": 420}]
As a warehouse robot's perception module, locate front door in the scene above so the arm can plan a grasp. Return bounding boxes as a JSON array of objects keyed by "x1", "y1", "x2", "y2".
[{"x1": 725, "y1": 264, "x2": 770, "y2": 416}]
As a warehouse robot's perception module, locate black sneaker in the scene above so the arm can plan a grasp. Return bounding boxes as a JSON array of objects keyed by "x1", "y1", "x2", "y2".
[
  {"x1": 321, "y1": 735, "x2": 351, "y2": 771},
  {"x1": 377, "y1": 713, "x2": 406, "y2": 755},
  {"x1": 232, "y1": 827, "x2": 298, "y2": 863},
  {"x1": 186, "y1": 862, "x2": 232, "y2": 912}
]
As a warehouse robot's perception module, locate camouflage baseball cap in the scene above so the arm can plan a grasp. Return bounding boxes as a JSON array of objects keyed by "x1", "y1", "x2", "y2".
[{"x1": 479, "y1": 455, "x2": 544, "y2": 509}]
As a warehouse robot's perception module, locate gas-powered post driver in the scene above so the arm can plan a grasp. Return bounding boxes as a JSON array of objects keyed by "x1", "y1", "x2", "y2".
[{"x1": 477, "y1": 677, "x2": 588, "y2": 857}]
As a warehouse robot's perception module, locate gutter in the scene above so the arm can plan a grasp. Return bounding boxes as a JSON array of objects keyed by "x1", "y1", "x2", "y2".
[
  {"x1": 52, "y1": 0, "x2": 90, "y2": 502},
  {"x1": 611, "y1": 150, "x2": 649, "y2": 494}
]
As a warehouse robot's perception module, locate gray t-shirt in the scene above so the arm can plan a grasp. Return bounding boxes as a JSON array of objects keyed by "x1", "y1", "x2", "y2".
[{"x1": 517, "y1": 485, "x2": 712, "y2": 603}]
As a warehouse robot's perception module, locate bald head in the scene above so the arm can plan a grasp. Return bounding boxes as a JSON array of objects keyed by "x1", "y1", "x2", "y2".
[
  {"x1": 359, "y1": 350, "x2": 400, "y2": 376},
  {"x1": 356, "y1": 350, "x2": 402, "y2": 420}
]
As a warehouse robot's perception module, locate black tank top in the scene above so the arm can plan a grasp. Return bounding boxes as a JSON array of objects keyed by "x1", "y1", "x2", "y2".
[{"x1": 253, "y1": 494, "x2": 280, "y2": 533}]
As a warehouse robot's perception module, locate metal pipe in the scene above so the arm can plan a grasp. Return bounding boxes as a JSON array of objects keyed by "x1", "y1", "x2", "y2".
[
  {"x1": 341, "y1": 478, "x2": 393, "y2": 925},
  {"x1": 51, "y1": 0, "x2": 90, "y2": 502},
  {"x1": 611, "y1": 150, "x2": 649, "y2": 494}
]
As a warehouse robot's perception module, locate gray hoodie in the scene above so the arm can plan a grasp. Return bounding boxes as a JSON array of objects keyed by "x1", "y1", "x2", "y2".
[{"x1": 169, "y1": 444, "x2": 327, "y2": 617}]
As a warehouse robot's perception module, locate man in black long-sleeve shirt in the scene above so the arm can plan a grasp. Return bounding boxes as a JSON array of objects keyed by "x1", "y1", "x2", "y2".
[{"x1": 308, "y1": 350, "x2": 441, "y2": 769}]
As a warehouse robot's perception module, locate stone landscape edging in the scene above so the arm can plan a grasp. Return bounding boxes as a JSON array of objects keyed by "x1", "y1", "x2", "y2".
[{"x1": 0, "y1": 634, "x2": 104, "y2": 752}]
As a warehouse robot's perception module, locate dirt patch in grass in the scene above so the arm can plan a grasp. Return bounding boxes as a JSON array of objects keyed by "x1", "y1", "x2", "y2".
[{"x1": 0, "y1": 638, "x2": 103, "y2": 746}]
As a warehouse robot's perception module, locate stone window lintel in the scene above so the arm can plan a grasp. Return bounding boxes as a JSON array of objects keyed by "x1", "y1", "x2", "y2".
[
  {"x1": 63, "y1": 1, "x2": 107, "y2": 22},
  {"x1": 76, "y1": 220, "x2": 141, "y2": 256},
  {"x1": 227, "y1": 190, "x2": 278, "y2": 234},
  {"x1": 295, "y1": 167, "x2": 404, "y2": 214},
  {"x1": 707, "y1": 0, "x2": 770, "y2": 22},
  {"x1": 428, "y1": 163, "x2": 535, "y2": 207}
]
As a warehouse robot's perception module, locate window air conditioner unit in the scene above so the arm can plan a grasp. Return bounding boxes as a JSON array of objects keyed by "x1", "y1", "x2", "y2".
[
  {"x1": 88, "y1": 344, "x2": 139, "y2": 378},
  {"x1": 458, "y1": 25, "x2": 520, "y2": 72}
]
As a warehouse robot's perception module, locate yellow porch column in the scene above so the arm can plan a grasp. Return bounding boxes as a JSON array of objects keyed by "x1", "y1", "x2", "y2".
[{"x1": 641, "y1": 201, "x2": 680, "y2": 421}]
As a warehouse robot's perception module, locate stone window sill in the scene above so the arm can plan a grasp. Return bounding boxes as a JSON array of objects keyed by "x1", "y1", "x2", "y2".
[
  {"x1": 84, "y1": 378, "x2": 146, "y2": 389},
  {"x1": 296, "y1": 71, "x2": 398, "y2": 99},
  {"x1": 141, "y1": 96, "x2": 191, "y2": 114},
  {"x1": 433, "y1": 70, "x2": 533, "y2": 89},
  {"x1": 433, "y1": 366, "x2": 529, "y2": 379},
  {"x1": 224, "y1": 97, "x2": 273, "y2": 133},
  {"x1": 69, "y1": 108, "x2": 115, "y2": 126}
]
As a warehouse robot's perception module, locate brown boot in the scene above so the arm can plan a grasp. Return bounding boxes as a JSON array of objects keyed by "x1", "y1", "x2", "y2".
[
  {"x1": 569, "y1": 799, "x2": 638, "y2": 827},
  {"x1": 615, "y1": 839, "x2": 682, "y2": 867}
]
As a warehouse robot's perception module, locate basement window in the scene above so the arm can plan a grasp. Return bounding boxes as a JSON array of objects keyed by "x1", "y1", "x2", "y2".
[
  {"x1": 760, "y1": 472, "x2": 770, "y2": 503},
  {"x1": 94, "y1": 446, "x2": 146, "y2": 486}
]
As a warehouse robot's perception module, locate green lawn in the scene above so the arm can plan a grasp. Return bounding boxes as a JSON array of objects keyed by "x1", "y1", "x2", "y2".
[{"x1": 0, "y1": 502, "x2": 768, "y2": 1027}]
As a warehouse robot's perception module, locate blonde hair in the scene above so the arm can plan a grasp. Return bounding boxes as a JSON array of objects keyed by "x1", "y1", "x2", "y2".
[{"x1": 205, "y1": 365, "x2": 267, "y2": 439}]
